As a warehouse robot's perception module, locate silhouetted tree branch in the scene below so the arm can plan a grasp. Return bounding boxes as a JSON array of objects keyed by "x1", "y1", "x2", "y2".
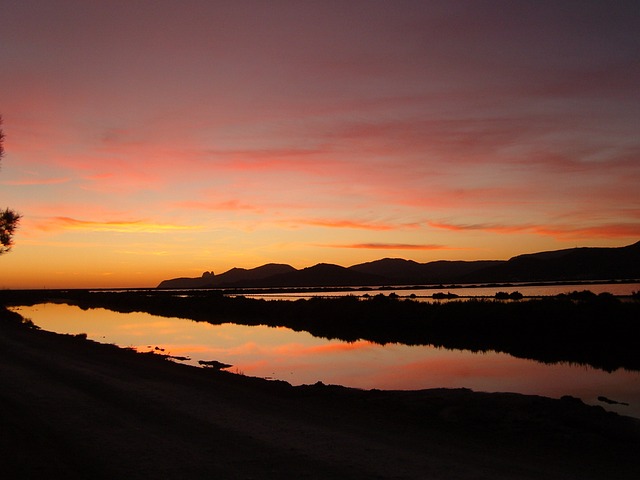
[{"x1": 1, "y1": 115, "x2": 21, "y2": 255}]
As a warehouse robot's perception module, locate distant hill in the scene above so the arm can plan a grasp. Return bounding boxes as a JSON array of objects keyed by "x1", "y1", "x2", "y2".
[
  {"x1": 157, "y1": 271, "x2": 216, "y2": 289},
  {"x1": 462, "y1": 241, "x2": 640, "y2": 282},
  {"x1": 348, "y1": 258, "x2": 426, "y2": 282},
  {"x1": 156, "y1": 241, "x2": 640, "y2": 289},
  {"x1": 349, "y1": 258, "x2": 502, "y2": 284},
  {"x1": 213, "y1": 264, "x2": 296, "y2": 287},
  {"x1": 245, "y1": 263, "x2": 387, "y2": 288},
  {"x1": 158, "y1": 264, "x2": 294, "y2": 289}
]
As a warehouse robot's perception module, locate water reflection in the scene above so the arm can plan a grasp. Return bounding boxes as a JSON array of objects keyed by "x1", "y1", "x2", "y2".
[
  {"x1": 12, "y1": 302, "x2": 640, "y2": 418},
  {"x1": 235, "y1": 281, "x2": 640, "y2": 301}
]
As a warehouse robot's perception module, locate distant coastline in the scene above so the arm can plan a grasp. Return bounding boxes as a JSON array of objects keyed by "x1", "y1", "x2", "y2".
[{"x1": 157, "y1": 241, "x2": 640, "y2": 289}]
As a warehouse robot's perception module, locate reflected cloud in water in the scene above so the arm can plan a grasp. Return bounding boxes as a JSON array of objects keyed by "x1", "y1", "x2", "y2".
[{"x1": 13, "y1": 302, "x2": 640, "y2": 418}]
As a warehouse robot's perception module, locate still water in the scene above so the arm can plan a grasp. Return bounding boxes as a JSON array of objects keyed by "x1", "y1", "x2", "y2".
[
  {"x1": 12, "y1": 302, "x2": 640, "y2": 419},
  {"x1": 232, "y1": 282, "x2": 640, "y2": 300}
]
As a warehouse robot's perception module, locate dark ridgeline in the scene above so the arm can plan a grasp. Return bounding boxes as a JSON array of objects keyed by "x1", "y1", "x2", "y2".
[
  {"x1": 246, "y1": 263, "x2": 386, "y2": 287},
  {"x1": 158, "y1": 263, "x2": 296, "y2": 289},
  {"x1": 350, "y1": 258, "x2": 503, "y2": 284},
  {"x1": 462, "y1": 241, "x2": 640, "y2": 282},
  {"x1": 157, "y1": 271, "x2": 217, "y2": 289},
  {"x1": 206, "y1": 263, "x2": 296, "y2": 285},
  {"x1": 157, "y1": 241, "x2": 640, "y2": 288}
]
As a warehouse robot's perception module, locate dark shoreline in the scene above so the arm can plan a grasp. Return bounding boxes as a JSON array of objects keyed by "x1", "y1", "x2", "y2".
[{"x1": 1, "y1": 306, "x2": 640, "y2": 479}]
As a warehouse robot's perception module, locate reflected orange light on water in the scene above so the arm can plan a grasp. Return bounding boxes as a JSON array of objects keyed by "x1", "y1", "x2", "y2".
[
  {"x1": 273, "y1": 340, "x2": 376, "y2": 356},
  {"x1": 12, "y1": 303, "x2": 640, "y2": 418}
]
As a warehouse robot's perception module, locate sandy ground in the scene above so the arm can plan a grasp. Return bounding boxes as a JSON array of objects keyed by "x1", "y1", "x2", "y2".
[{"x1": 1, "y1": 315, "x2": 639, "y2": 479}]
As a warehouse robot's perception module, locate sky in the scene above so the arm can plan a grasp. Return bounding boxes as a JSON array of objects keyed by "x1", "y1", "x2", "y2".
[{"x1": 1, "y1": 0, "x2": 639, "y2": 289}]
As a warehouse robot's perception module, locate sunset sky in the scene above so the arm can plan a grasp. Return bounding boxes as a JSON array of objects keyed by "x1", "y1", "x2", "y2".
[{"x1": 1, "y1": 0, "x2": 639, "y2": 289}]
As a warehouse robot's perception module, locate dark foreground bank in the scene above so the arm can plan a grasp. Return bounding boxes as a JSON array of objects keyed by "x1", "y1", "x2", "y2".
[{"x1": 1, "y1": 307, "x2": 639, "y2": 480}]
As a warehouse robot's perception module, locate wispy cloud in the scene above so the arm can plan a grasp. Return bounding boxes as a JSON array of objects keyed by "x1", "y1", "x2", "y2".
[
  {"x1": 429, "y1": 220, "x2": 640, "y2": 240},
  {"x1": 533, "y1": 224, "x2": 640, "y2": 240},
  {"x1": 116, "y1": 250, "x2": 174, "y2": 256},
  {"x1": 428, "y1": 221, "x2": 532, "y2": 234},
  {"x1": 290, "y1": 218, "x2": 419, "y2": 231},
  {"x1": 175, "y1": 200, "x2": 262, "y2": 213},
  {"x1": 206, "y1": 147, "x2": 331, "y2": 171},
  {"x1": 35, "y1": 217, "x2": 201, "y2": 233},
  {"x1": 326, "y1": 243, "x2": 450, "y2": 250},
  {"x1": 1, "y1": 177, "x2": 72, "y2": 186}
]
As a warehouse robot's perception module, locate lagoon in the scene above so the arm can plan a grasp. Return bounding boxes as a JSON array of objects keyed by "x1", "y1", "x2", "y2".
[
  {"x1": 12, "y1": 301, "x2": 640, "y2": 419},
  {"x1": 232, "y1": 281, "x2": 640, "y2": 300}
]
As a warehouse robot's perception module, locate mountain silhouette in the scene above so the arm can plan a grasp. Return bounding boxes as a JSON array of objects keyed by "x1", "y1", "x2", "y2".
[
  {"x1": 463, "y1": 241, "x2": 640, "y2": 282},
  {"x1": 157, "y1": 271, "x2": 216, "y2": 289},
  {"x1": 242, "y1": 263, "x2": 387, "y2": 288},
  {"x1": 157, "y1": 241, "x2": 640, "y2": 289},
  {"x1": 349, "y1": 258, "x2": 502, "y2": 284},
  {"x1": 213, "y1": 263, "x2": 296, "y2": 287},
  {"x1": 158, "y1": 264, "x2": 295, "y2": 289}
]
